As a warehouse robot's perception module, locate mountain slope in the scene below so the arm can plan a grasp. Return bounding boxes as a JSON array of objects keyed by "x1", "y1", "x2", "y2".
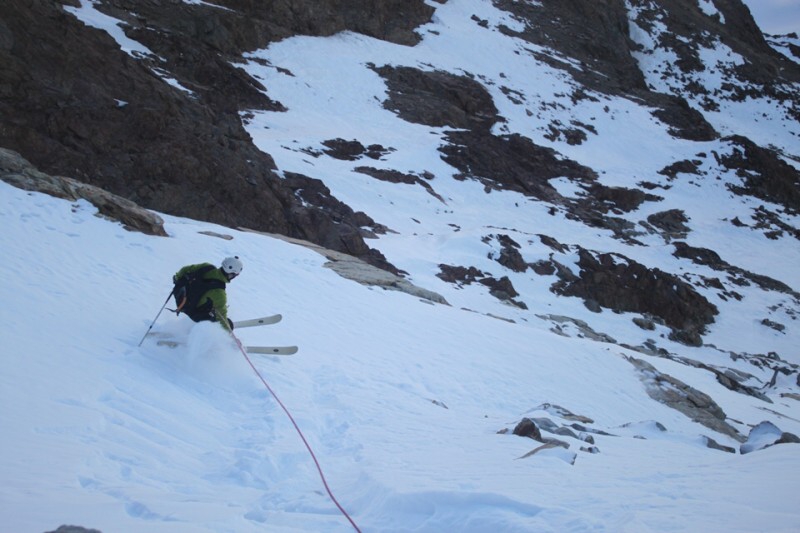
[
  {"x1": 2, "y1": 179, "x2": 799, "y2": 533},
  {"x1": 235, "y1": 0, "x2": 799, "y2": 374},
  {"x1": 1, "y1": 0, "x2": 800, "y2": 531}
]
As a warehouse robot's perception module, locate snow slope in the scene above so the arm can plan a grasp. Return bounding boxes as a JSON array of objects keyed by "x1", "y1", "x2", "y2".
[
  {"x1": 4, "y1": 0, "x2": 799, "y2": 531},
  {"x1": 2, "y1": 181, "x2": 799, "y2": 533}
]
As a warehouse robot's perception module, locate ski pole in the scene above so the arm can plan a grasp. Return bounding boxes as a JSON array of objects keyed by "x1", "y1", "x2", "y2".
[{"x1": 137, "y1": 290, "x2": 174, "y2": 347}]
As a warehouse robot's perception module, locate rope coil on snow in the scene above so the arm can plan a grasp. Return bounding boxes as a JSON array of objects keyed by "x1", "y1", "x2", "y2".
[{"x1": 230, "y1": 333, "x2": 362, "y2": 532}]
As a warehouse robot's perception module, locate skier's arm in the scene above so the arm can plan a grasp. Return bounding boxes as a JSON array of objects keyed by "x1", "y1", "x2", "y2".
[{"x1": 206, "y1": 289, "x2": 229, "y2": 327}]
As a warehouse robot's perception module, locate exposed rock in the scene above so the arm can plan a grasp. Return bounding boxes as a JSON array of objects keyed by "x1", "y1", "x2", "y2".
[
  {"x1": 569, "y1": 423, "x2": 616, "y2": 437},
  {"x1": 373, "y1": 65, "x2": 501, "y2": 131},
  {"x1": 321, "y1": 139, "x2": 393, "y2": 161},
  {"x1": 649, "y1": 94, "x2": 718, "y2": 141},
  {"x1": 537, "y1": 314, "x2": 617, "y2": 344},
  {"x1": 513, "y1": 418, "x2": 543, "y2": 441},
  {"x1": 517, "y1": 442, "x2": 576, "y2": 464},
  {"x1": 581, "y1": 183, "x2": 662, "y2": 213},
  {"x1": 0, "y1": 0, "x2": 433, "y2": 272},
  {"x1": 750, "y1": 205, "x2": 800, "y2": 241},
  {"x1": 624, "y1": 0, "x2": 799, "y2": 122},
  {"x1": 354, "y1": 166, "x2": 444, "y2": 203},
  {"x1": 2, "y1": 0, "x2": 796, "y2": 291},
  {"x1": 507, "y1": 405, "x2": 602, "y2": 456},
  {"x1": 668, "y1": 328, "x2": 704, "y2": 348},
  {"x1": 512, "y1": 418, "x2": 575, "y2": 462},
  {"x1": 553, "y1": 426, "x2": 579, "y2": 439},
  {"x1": 544, "y1": 120, "x2": 590, "y2": 145},
  {"x1": 658, "y1": 159, "x2": 703, "y2": 180},
  {"x1": 44, "y1": 527, "x2": 102, "y2": 533},
  {"x1": 703, "y1": 436, "x2": 736, "y2": 454},
  {"x1": 740, "y1": 421, "x2": 800, "y2": 454},
  {"x1": 198, "y1": 231, "x2": 234, "y2": 241},
  {"x1": 493, "y1": 0, "x2": 720, "y2": 141},
  {"x1": 280, "y1": 171, "x2": 396, "y2": 271},
  {"x1": 0, "y1": 148, "x2": 166, "y2": 236},
  {"x1": 627, "y1": 356, "x2": 744, "y2": 442},
  {"x1": 538, "y1": 235, "x2": 570, "y2": 254},
  {"x1": 673, "y1": 241, "x2": 799, "y2": 298},
  {"x1": 720, "y1": 135, "x2": 800, "y2": 214},
  {"x1": 437, "y1": 265, "x2": 526, "y2": 308},
  {"x1": 493, "y1": 0, "x2": 648, "y2": 93},
  {"x1": 646, "y1": 209, "x2": 690, "y2": 240},
  {"x1": 531, "y1": 260, "x2": 556, "y2": 276},
  {"x1": 583, "y1": 299, "x2": 602, "y2": 313},
  {"x1": 480, "y1": 276, "x2": 527, "y2": 309},
  {"x1": 429, "y1": 399, "x2": 448, "y2": 409},
  {"x1": 239, "y1": 228, "x2": 448, "y2": 305},
  {"x1": 486, "y1": 234, "x2": 528, "y2": 273},
  {"x1": 761, "y1": 318, "x2": 786, "y2": 333},
  {"x1": 436, "y1": 264, "x2": 486, "y2": 286},
  {"x1": 440, "y1": 130, "x2": 595, "y2": 202},
  {"x1": 531, "y1": 403, "x2": 595, "y2": 423},
  {"x1": 552, "y1": 248, "x2": 718, "y2": 343}
]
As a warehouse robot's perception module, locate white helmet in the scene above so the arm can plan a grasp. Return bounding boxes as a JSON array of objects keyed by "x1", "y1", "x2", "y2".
[{"x1": 221, "y1": 256, "x2": 243, "y2": 276}]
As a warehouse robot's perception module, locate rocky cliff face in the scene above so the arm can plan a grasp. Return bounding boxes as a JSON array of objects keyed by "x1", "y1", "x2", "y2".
[
  {"x1": 0, "y1": 0, "x2": 434, "y2": 270},
  {"x1": 1, "y1": 0, "x2": 796, "y2": 249}
]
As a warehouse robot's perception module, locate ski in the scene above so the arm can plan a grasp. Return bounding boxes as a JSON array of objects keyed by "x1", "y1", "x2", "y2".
[
  {"x1": 233, "y1": 314, "x2": 282, "y2": 329},
  {"x1": 156, "y1": 339, "x2": 297, "y2": 355},
  {"x1": 245, "y1": 345, "x2": 298, "y2": 356}
]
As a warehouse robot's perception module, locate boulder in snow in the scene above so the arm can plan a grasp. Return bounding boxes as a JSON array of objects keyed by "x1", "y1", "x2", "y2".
[{"x1": 740, "y1": 421, "x2": 800, "y2": 454}]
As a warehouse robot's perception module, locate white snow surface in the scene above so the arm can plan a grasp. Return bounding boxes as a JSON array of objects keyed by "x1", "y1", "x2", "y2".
[
  {"x1": 3, "y1": 184, "x2": 799, "y2": 533},
  {"x1": 5, "y1": 1, "x2": 800, "y2": 532}
]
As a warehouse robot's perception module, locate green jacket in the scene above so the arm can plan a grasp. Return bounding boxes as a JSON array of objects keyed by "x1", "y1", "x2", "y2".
[{"x1": 173, "y1": 263, "x2": 230, "y2": 326}]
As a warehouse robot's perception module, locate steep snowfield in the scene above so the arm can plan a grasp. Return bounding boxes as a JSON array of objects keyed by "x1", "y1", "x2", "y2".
[
  {"x1": 2, "y1": 181, "x2": 799, "y2": 533},
  {"x1": 6, "y1": 0, "x2": 799, "y2": 531}
]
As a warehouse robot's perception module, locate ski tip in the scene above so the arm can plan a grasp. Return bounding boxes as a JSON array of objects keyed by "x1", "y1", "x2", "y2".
[{"x1": 258, "y1": 314, "x2": 282, "y2": 324}]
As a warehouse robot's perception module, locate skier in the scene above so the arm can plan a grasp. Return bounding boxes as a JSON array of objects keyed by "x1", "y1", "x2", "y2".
[{"x1": 172, "y1": 256, "x2": 243, "y2": 330}]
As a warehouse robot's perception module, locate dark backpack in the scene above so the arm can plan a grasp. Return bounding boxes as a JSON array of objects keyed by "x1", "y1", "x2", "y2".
[{"x1": 172, "y1": 265, "x2": 226, "y2": 321}]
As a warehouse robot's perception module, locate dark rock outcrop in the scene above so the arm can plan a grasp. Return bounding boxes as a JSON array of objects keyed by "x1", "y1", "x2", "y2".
[
  {"x1": 0, "y1": 0, "x2": 435, "y2": 270},
  {"x1": 720, "y1": 135, "x2": 800, "y2": 214},
  {"x1": 440, "y1": 130, "x2": 595, "y2": 201},
  {"x1": 373, "y1": 65, "x2": 501, "y2": 131},
  {"x1": 673, "y1": 241, "x2": 799, "y2": 298},
  {"x1": 552, "y1": 249, "x2": 718, "y2": 344},
  {"x1": 44, "y1": 526, "x2": 102, "y2": 533},
  {"x1": 646, "y1": 209, "x2": 690, "y2": 240}
]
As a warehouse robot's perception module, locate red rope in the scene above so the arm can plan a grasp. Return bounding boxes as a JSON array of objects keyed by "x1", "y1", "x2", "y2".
[{"x1": 232, "y1": 336, "x2": 362, "y2": 533}]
